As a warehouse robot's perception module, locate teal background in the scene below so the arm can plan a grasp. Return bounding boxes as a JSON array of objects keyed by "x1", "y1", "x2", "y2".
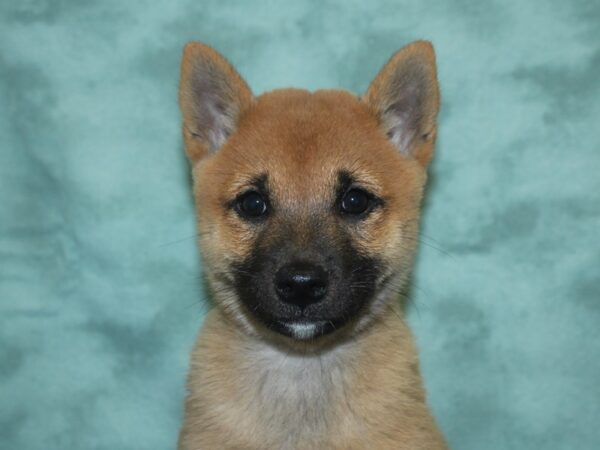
[{"x1": 1, "y1": 0, "x2": 599, "y2": 448}]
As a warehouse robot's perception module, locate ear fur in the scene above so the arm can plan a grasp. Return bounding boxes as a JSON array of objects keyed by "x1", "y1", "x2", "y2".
[
  {"x1": 364, "y1": 41, "x2": 440, "y2": 167},
  {"x1": 179, "y1": 42, "x2": 253, "y2": 162}
]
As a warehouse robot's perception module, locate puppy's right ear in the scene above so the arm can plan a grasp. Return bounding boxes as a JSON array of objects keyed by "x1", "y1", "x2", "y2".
[
  {"x1": 364, "y1": 41, "x2": 440, "y2": 168},
  {"x1": 179, "y1": 42, "x2": 253, "y2": 162}
]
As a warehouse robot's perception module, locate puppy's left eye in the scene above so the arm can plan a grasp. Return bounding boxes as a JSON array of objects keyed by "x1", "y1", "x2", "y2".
[
  {"x1": 236, "y1": 191, "x2": 268, "y2": 219},
  {"x1": 340, "y1": 189, "x2": 372, "y2": 215}
]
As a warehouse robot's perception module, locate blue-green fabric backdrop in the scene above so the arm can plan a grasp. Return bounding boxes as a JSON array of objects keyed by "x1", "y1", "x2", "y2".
[{"x1": 1, "y1": 1, "x2": 599, "y2": 449}]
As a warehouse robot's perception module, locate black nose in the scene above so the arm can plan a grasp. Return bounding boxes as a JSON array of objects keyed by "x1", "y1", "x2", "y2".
[{"x1": 275, "y1": 262, "x2": 328, "y2": 308}]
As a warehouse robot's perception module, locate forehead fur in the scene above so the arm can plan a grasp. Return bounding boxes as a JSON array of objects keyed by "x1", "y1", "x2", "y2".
[{"x1": 196, "y1": 88, "x2": 425, "y2": 209}]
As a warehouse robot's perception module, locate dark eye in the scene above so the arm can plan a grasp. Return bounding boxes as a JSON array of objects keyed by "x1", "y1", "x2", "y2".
[
  {"x1": 237, "y1": 191, "x2": 268, "y2": 219},
  {"x1": 340, "y1": 189, "x2": 371, "y2": 215}
]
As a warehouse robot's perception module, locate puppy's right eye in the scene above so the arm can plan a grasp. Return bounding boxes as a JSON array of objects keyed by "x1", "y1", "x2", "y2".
[
  {"x1": 236, "y1": 191, "x2": 268, "y2": 220},
  {"x1": 340, "y1": 188, "x2": 372, "y2": 216}
]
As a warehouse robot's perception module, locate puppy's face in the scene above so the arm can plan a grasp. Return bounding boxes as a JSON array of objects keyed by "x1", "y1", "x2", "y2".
[{"x1": 179, "y1": 42, "x2": 440, "y2": 341}]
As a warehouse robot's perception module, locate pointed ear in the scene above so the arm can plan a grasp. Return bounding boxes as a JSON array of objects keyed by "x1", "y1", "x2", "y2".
[
  {"x1": 364, "y1": 41, "x2": 440, "y2": 167},
  {"x1": 179, "y1": 42, "x2": 253, "y2": 162}
]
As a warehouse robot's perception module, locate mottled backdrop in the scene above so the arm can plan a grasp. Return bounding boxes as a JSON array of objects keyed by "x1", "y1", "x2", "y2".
[{"x1": 1, "y1": 0, "x2": 599, "y2": 449}]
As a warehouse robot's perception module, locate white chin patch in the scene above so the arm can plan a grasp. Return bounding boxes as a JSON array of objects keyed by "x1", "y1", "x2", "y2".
[{"x1": 284, "y1": 322, "x2": 319, "y2": 340}]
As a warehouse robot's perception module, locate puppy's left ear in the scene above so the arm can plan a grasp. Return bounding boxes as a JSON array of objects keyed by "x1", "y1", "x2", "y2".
[
  {"x1": 364, "y1": 41, "x2": 440, "y2": 167},
  {"x1": 179, "y1": 42, "x2": 254, "y2": 162}
]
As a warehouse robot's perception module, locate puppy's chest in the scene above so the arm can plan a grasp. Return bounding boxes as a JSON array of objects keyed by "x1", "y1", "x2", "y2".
[{"x1": 234, "y1": 347, "x2": 354, "y2": 440}]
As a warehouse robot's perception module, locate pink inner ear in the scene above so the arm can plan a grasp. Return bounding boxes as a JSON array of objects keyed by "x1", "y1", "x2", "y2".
[{"x1": 384, "y1": 113, "x2": 414, "y2": 155}]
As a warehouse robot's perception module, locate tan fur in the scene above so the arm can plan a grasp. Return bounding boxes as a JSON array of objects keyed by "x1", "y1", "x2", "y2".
[{"x1": 177, "y1": 41, "x2": 447, "y2": 449}]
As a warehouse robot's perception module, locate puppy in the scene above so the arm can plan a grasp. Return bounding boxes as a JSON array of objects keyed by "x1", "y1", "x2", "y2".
[{"x1": 177, "y1": 40, "x2": 447, "y2": 450}]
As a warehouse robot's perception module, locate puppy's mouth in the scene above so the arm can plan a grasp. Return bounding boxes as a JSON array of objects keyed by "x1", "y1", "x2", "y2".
[{"x1": 271, "y1": 319, "x2": 340, "y2": 340}]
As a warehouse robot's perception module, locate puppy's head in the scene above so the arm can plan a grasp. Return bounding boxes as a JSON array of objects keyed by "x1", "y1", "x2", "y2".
[{"x1": 179, "y1": 42, "x2": 440, "y2": 342}]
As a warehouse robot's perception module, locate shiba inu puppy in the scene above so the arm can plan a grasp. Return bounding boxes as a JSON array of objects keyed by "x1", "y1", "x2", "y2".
[{"x1": 177, "y1": 40, "x2": 447, "y2": 449}]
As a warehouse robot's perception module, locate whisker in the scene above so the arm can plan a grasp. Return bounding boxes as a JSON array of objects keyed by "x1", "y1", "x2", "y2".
[{"x1": 158, "y1": 230, "x2": 212, "y2": 248}]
